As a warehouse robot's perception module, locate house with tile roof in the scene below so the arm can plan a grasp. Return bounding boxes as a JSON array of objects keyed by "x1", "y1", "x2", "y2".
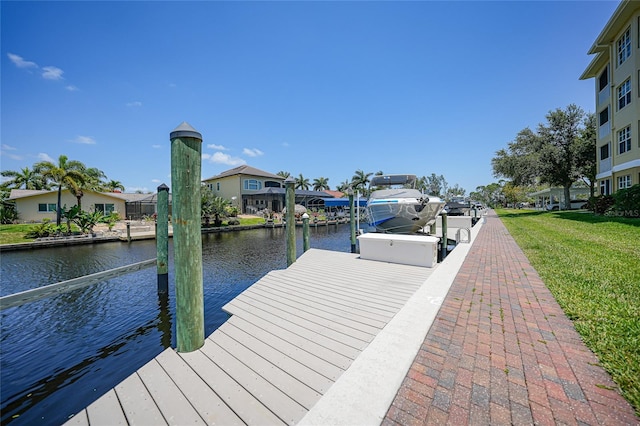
[{"x1": 202, "y1": 165, "x2": 335, "y2": 214}]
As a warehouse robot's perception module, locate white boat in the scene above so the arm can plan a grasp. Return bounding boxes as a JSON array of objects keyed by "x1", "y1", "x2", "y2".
[{"x1": 365, "y1": 174, "x2": 445, "y2": 234}]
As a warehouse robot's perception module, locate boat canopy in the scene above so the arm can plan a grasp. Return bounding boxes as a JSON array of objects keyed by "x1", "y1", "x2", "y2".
[
  {"x1": 369, "y1": 174, "x2": 417, "y2": 187},
  {"x1": 322, "y1": 198, "x2": 367, "y2": 207}
]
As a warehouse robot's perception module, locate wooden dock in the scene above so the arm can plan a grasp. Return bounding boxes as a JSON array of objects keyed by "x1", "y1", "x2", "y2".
[{"x1": 64, "y1": 248, "x2": 435, "y2": 425}]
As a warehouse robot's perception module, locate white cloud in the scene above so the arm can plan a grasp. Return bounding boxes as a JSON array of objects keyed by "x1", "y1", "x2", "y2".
[
  {"x1": 203, "y1": 152, "x2": 246, "y2": 166},
  {"x1": 42, "y1": 66, "x2": 64, "y2": 80},
  {"x1": 126, "y1": 101, "x2": 142, "y2": 107},
  {"x1": 0, "y1": 150, "x2": 23, "y2": 160},
  {"x1": 8, "y1": 53, "x2": 37, "y2": 69},
  {"x1": 152, "y1": 144, "x2": 162, "y2": 149},
  {"x1": 66, "y1": 85, "x2": 79, "y2": 91},
  {"x1": 71, "y1": 136, "x2": 96, "y2": 145},
  {"x1": 243, "y1": 148, "x2": 264, "y2": 157},
  {"x1": 2, "y1": 144, "x2": 17, "y2": 151},
  {"x1": 281, "y1": 142, "x2": 290, "y2": 147},
  {"x1": 151, "y1": 179, "x2": 161, "y2": 183},
  {"x1": 37, "y1": 153, "x2": 55, "y2": 163},
  {"x1": 207, "y1": 143, "x2": 228, "y2": 150}
]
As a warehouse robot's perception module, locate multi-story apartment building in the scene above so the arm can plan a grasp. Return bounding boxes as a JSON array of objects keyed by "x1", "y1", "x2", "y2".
[{"x1": 580, "y1": 0, "x2": 640, "y2": 195}]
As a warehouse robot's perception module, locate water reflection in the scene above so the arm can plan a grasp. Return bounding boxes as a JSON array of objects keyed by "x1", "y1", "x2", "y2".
[{"x1": 1, "y1": 224, "x2": 351, "y2": 425}]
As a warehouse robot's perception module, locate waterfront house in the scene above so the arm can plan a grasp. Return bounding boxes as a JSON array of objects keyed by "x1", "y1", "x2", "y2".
[
  {"x1": 8, "y1": 189, "x2": 132, "y2": 223},
  {"x1": 202, "y1": 165, "x2": 336, "y2": 214},
  {"x1": 580, "y1": 0, "x2": 640, "y2": 195}
]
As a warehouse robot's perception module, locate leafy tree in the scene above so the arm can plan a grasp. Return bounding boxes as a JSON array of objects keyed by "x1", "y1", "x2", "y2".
[
  {"x1": 295, "y1": 174, "x2": 310, "y2": 190},
  {"x1": 351, "y1": 169, "x2": 372, "y2": 194},
  {"x1": 105, "y1": 180, "x2": 125, "y2": 192},
  {"x1": 1, "y1": 166, "x2": 48, "y2": 190},
  {"x1": 492, "y1": 127, "x2": 543, "y2": 187},
  {"x1": 492, "y1": 105, "x2": 594, "y2": 210},
  {"x1": 312, "y1": 177, "x2": 330, "y2": 191},
  {"x1": 425, "y1": 173, "x2": 447, "y2": 197},
  {"x1": 34, "y1": 155, "x2": 86, "y2": 226},
  {"x1": 201, "y1": 185, "x2": 230, "y2": 227},
  {"x1": 336, "y1": 180, "x2": 351, "y2": 193},
  {"x1": 69, "y1": 167, "x2": 107, "y2": 209},
  {"x1": 537, "y1": 104, "x2": 587, "y2": 209},
  {"x1": 574, "y1": 113, "x2": 597, "y2": 197},
  {"x1": 470, "y1": 182, "x2": 505, "y2": 208},
  {"x1": 445, "y1": 184, "x2": 466, "y2": 200}
]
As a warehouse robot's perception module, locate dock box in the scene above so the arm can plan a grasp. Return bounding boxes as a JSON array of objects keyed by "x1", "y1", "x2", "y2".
[{"x1": 357, "y1": 233, "x2": 439, "y2": 268}]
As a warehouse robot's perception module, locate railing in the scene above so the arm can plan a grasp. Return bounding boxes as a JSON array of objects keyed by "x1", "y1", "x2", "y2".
[{"x1": 0, "y1": 259, "x2": 156, "y2": 311}]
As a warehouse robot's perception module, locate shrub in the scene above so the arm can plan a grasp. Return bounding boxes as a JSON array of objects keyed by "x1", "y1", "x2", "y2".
[
  {"x1": 588, "y1": 194, "x2": 615, "y2": 215},
  {"x1": 610, "y1": 184, "x2": 640, "y2": 217},
  {"x1": 227, "y1": 218, "x2": 240, "y2": 226},
  {"x1": 24, "y1": 219, "x2": 59, "y2": 239}
]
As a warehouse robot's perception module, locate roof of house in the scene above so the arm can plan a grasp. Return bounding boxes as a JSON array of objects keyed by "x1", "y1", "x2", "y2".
[
  {"x1": 323, "y1": 190, "x2": 345, "y2": 198},
  {"x1": 202, "y1": 165, "x2": 284, "y2": 181}
]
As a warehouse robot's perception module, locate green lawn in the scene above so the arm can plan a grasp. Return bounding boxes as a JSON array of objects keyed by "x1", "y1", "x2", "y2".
[
  {"x1": 0, "y1": 216, "x2": 270, "y2": 245},
  {"x1": 496, "y1": 209, "x2": 640, "y2": 414},
  {"x1": 0, "y1": 224, "x2": 37, "y2": 245}
]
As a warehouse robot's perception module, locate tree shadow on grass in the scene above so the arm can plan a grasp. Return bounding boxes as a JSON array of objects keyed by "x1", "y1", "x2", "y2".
[{"x1": 497, "y1": 209, "x2": 640, "y2": 227}]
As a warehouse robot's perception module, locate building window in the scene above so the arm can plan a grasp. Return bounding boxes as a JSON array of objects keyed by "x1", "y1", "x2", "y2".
[
  {"x1": 618, "y1": 126, "x2": 631, "y2": 154},
  {"x1": 38, "y1": 203, "x2": 57, "y2": 212},
  {"x1": 598, "y1": 66, "x2": 609, "y2": 91},
  {"x1": 600, "y1": 179, "x2": 611, "y2": 195},
  {"x1": 599, "y1": 106, "x2": 609, "y2": 126},
  {"x1": 243, "y1": 179, "x2": 262, "y2": 190},
  {"x1": 600, "y1": 143, "x2": 610, "y2": 160},
  {"x1": 617, "y1": 79, "x2": 631, "y2": 110},
  {"x1": 95, "y1": 203, "x2": 115, "y2": 214},
  {"x1": 618, "y1": 175, "x2": 632, "y2": 190},
  {"x1": 617, "y1": 27, "x2": 631, "y2": 66}
]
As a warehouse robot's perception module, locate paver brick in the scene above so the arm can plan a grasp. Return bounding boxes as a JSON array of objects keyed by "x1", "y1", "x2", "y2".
[{"x1": 382, "y1": 212, "x2": 639, "y2": 426}]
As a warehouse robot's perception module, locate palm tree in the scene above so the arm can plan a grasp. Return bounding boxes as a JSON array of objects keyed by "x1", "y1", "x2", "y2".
[
  {"x1": 34, "y1": 155, "x2": 86, "y2": 226},
  {"x1": 1, "y1": 167, "x2": 48, "y2": 190},
  {"x1": 69, "y1": 167, "x2": 107, "y2": 209},
  {"x1": 105, "y1": 179, "x2": 125, "y2": 192},
  {"x1": 277, "y1": 171, "x2": 291, "y2": 179},
  {"x1": 312, "y1": 177, "x2": 330, "y2": 191},
  {"x1": 351, "y1": 169, "x2": 372, "y2": 194},
  {"x1": 295, "y1": 173, "x2": 310, "y2": 190}
]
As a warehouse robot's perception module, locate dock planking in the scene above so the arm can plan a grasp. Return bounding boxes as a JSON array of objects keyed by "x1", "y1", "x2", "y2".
[{"x1": 64, "y1": 248, "x2": 434, "y2": 425}]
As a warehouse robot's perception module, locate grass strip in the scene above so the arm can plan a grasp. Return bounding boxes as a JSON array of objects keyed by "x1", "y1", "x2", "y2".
[{"x1": 496, "y1": 209, "x2": 639, "y2": 415}]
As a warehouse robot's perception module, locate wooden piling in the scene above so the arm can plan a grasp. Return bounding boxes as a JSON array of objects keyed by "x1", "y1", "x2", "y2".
[
  {"x1": 156, "y1": 183, "x2": 169, "y2": 295},
  {"x1": 170, "y1": 122, "x2": 204, "y2": 353},
  {"x1": 302, "y1": 213, "x2": 310, "y2": 252},
  {"x1": 285, "y1": 176, "x2": 296, "y2": 266}
]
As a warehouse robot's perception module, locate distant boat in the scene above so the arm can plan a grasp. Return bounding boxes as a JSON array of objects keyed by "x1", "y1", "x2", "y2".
[
  {"x1": 445, "y1": 196, "x2": 471, "y2": 216},
  {"x1": 365, "y1": 174, "x2": 445, "y2": 234}
]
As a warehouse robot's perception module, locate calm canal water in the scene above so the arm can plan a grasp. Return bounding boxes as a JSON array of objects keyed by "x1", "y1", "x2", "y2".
[{"x1": 1, "y1": 224, "x2": 353, "y2": 425}]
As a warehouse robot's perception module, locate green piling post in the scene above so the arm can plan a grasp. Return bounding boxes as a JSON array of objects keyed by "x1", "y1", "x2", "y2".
[
  {"x1": 302, "y1": 212, "x2": 310, "y2": 252},
  {"x1": 170, "y1": 122, "x2": 204, "y2": 353},
  {"x1": 348, "y1": 188, "x2": 356, "y2": 253},
  {"x1": 285, "y1": 176, "x2": 296, "y2": 266},
  {"x1": 156, "y1": 183, "x2": 169, "y2": 295}
]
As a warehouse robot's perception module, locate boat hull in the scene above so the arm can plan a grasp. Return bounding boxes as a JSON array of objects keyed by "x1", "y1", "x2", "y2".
[{"x1": 366, "y1": 196, "x2": 445, "y2": 234}]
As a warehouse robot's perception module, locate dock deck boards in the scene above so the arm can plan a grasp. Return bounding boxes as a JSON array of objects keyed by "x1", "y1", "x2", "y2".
[{"x1": 64, "y1": 248, "x2": 434, "y2": 425}]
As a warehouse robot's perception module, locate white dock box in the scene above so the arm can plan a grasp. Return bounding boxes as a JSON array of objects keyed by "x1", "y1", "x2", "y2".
[{"x1": 357, "y1": 233, "x2": 439, "y2": 267}]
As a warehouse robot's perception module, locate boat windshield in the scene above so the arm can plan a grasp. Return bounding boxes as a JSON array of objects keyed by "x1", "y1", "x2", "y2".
[{"x1": 369, "y1": 174, "x2": 417, "y2": 188}]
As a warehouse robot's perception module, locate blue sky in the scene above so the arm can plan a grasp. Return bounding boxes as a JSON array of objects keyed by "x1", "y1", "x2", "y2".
[{"x1": 1, "y1": 1, "x2": 618, "y2": 195}]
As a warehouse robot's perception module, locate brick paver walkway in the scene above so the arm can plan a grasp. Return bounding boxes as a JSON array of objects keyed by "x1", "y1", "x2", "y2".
[{"x1": 383, "y1": 211, "x2": 639, "y2": 425}]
